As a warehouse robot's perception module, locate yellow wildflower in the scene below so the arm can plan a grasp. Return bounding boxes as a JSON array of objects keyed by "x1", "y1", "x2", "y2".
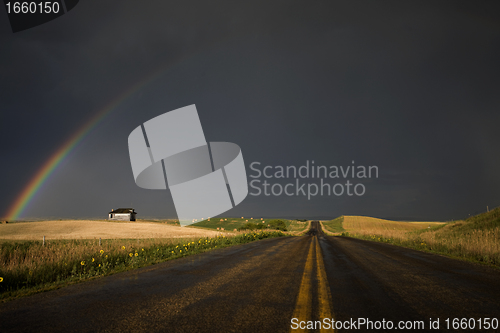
[
  {"x1": 100, "y1": 250, "x2": 104, "y2": 254},
  {"x1": 0, "y1": 277, "x2": 3, "y2": 282},
  {"x1": 81, "y1": 261, "x2": 85, "y2": 266},
  {"x1": 122, "y1": 246, "x2": 125, "y2": 250},
  {"x1": 135, "y1": 253, "x2": 138, "y2": 257},
  {"x1": 129, "y1": 253, "x2": 133, "y2": 257}
]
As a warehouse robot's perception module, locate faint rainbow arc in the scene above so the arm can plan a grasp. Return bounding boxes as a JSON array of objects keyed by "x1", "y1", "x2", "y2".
[{"x1": 4, "y1": 68, "x2": 164, "y2": 220}]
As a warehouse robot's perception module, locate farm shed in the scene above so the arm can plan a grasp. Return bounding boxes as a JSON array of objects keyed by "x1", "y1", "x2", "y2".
[{"x1": 108, "y1": 208, "x2": 137, "y2": 221}]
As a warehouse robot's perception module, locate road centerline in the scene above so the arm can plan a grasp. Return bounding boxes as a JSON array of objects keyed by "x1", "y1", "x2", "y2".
[{"x1": 291, "y1": 232, "x2": 335, "y2": 333}]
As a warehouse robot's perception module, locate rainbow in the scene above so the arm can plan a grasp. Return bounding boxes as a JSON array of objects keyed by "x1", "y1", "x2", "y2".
[{"x1": 4, "y1": 64, "x2": 171, "y2": 220}]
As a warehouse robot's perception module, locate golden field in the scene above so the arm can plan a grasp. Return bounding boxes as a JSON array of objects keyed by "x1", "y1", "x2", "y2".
[
  {"x1": 0, "y1": 220, "x2": 285, "y2": 301},
  {"x1": 0, "y1": 220, "x2": 223, "y2": 241},
  {"x1": 342, "y1": 216, "x2": 444, "y2": 238}
]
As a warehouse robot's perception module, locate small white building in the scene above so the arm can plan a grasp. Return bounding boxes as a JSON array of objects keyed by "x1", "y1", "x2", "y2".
[{"x1": 108, "y1": 208, "x2": 137, "y2": 221}]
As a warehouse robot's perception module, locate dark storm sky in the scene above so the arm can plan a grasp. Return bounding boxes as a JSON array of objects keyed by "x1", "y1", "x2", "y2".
[{"x1": 1, "y1": 0, "x2": 499, "y2": 221}]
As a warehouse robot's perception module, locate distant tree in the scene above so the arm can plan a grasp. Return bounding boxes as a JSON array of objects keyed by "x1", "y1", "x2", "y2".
[{"x1": 267, "y1": 219, "x2": 287, "y2": 231}]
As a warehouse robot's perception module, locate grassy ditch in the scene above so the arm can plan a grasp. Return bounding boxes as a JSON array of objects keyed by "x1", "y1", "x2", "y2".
[
  {"x1": 0, "y1": 230, "x2": 286, "y2": 302},
  {"x1": 339, "y1": 209, "x2": 500, "y2": 267},
  {"x1": 321, "y1": 217, "x2": 345, "y2": 234}
]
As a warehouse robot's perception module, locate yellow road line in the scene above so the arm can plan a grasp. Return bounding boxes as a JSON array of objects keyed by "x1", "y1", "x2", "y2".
[
  {"x1": 291, "y1": 238, "x2": 314, "y2": 332},
  {"x1": 315, "y1": 236, "x2": 335, "y2": 333},
  {"x1": 291, "y1": 236, "x2": 335, "y2": 332}
]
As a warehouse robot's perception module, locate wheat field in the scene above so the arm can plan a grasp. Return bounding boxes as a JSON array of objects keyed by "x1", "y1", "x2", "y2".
[
  {"x1": 342, "y1": 216, "x2": 444, "y2": 238},
  {"x1": 0, "y1": 220, "x2": 222, "y2": 241}
]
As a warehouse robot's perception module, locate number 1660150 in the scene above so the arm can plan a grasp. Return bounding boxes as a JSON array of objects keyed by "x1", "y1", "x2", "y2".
[{"x1": 5, "y1": 2, "x2": 60, "y2": 14}]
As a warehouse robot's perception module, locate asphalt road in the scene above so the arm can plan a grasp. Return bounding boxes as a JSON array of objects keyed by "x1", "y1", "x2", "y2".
[{"x1": 1, "y1": 222, "x2": 499, "y2": 332}]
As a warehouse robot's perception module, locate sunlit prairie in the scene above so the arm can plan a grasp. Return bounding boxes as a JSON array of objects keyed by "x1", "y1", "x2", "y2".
[
  {"x1": 0, "y1": 220, "x2": 222, "y2": 240},
  {"x1": 343, "y1": 216, "x2": 445, "y2": 238}
]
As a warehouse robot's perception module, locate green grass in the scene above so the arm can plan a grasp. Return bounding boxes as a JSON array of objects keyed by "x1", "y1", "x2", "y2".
[
  {"x1": 190, "y1": 217, "x2": 260, "y2": 231},
  {"x1": 285, "y1": 220, "x2": 310, "y2": 233},
  {"x1": 0, "y1": 231, "x2": 286, "y2": 302},
  {"x1": 190, "y1": 217, "x2": 309, "y2": 233},
  {"x1": 322, "y1": 217, "x2": 345, "y2": 233}
]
